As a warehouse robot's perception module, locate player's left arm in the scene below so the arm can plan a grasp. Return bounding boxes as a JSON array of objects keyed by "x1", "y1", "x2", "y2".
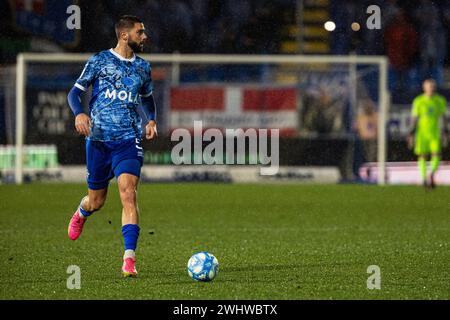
[
  {"x1": 141, "y1": 93, "x2": 157, "y2": 140},
  {"x1": 441, "y1": 97, "x2": 449, "y2": 145},
  {"x1": 442, "y1": 97, "x2": 448, "y2": 133},
  {"x1": 408, "y1": 117, "x2": 418, "y2": 150},
  {"x1": 140, "y1": 62, "x2": 157, "y2": 140}
]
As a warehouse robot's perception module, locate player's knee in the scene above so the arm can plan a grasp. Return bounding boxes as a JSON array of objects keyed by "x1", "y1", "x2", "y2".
[{"x1": 119, "y1": 187, "x2": 137, "y2": 207}]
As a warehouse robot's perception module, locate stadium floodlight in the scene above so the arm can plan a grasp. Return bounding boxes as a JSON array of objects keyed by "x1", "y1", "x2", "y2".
[{"x1": 15, "y1": 53, "x2": 389, "y2": 185}]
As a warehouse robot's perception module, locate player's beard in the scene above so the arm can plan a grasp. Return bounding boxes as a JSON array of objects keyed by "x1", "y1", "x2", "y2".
[{"x1": 128, "y1": 38, "x2": 144, "y2": 53}]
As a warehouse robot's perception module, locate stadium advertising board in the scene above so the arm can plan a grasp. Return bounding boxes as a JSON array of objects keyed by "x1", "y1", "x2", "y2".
[
  {"x1": 359, "y1": 162, "x2": 450, "y2": 185},
  {"x1": 0, "y1": 165, "x2": 340, "y2": 184},
  {"x1": 27, "y1": 89, "x2": 74, "y2": 136}
]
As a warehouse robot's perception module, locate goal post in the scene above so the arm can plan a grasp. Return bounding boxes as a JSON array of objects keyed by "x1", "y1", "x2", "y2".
[{"x1": 14, "y1": 53, "x2": 389, "y2": 185}]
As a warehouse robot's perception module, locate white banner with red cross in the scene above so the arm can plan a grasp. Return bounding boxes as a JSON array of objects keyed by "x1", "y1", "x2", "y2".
[{"x1": 169, "y1": 86, "x2": 299, "y2": 136}]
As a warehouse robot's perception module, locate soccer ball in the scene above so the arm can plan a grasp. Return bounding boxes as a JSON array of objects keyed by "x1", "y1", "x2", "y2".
[{"x1": 187, "y1": 252, "x2": 219, "y2": 282}]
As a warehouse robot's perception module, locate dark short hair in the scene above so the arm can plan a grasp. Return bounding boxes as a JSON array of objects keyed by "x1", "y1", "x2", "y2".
[{"x1": 115, "y1": 15, "x2": 143, "y2": 39}]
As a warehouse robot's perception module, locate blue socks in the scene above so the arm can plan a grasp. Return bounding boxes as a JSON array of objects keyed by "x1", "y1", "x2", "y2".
[
  {"x1": 122, "y1": 224, "x2": 140, "y2": 251},
  {"x1": 79, "y1": 197, "x2": 94, "y2": 218},
  {"x1": 77, "y1": 197, "x2": 140, "y2": 254},
  {"x1": 79, "y1": 207, "x2": 94, "y2": 218}
]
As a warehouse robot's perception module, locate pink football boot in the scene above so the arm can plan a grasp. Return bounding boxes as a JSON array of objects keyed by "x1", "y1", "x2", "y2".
[
  {"x1": 68, "y1": 209, "x2": 86, "y2": 241},
  {"x1": 122, "y1": 257, "x2": 138, "y2": 277}
]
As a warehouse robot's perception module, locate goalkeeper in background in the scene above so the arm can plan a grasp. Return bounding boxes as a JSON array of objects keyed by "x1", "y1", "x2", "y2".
[{"x1": 408, "y1": 79, "x2": 448, "y2": 188}]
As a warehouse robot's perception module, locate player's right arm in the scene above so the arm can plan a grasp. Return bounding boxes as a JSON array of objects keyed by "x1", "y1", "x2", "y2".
[
  {"x1": 67, "y1": 54, "x2": 99, "y2": 136},
  {"x1": 440, "y1": 96, "x2": 449, "y2": 147},
  {"x1": 408, "y1": 97, "x2": 420, "y2": 149},
  {"x1": 68, "y1": 87, "x2": 91, "y2": 136}
]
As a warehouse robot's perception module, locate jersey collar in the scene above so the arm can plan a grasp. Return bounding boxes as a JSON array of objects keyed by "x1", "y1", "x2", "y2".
[{"x1": 109, "y1": 48, "x2": 136, "y2": 62}]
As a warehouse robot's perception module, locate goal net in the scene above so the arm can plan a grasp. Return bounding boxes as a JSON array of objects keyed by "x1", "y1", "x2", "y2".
[{"x1": 5, "y1": 54, "x2": 389, "y2": 184}]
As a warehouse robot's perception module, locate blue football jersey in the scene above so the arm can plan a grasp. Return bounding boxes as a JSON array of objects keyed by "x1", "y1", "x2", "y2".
[{"x1": 75, "y1": 49, "x2": 153, "y2": 142}]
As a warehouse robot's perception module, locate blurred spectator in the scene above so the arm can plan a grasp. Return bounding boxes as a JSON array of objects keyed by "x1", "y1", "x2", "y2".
[
  {"x1": 355, "y1": 101, "x2": 378, "y2": 162},
  {"x1": 352, "y1": 101, "x2": 378, "y2": 181},
  {"x1": 383, "y1": 9, "x2": 419, "y2": 93},
  {"x1": 302, "y1": 89, "x2": 343, "y2": 134}
]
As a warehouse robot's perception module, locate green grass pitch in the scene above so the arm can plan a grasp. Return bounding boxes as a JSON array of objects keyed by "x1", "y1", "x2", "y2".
[{"x1": 0, "y1": 183, "x2": 448, "y2": 299}]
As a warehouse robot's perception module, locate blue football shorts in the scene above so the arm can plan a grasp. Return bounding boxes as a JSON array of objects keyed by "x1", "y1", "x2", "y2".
[{"x1": 85, "y1": 138, "x2": 144, "y2": 190}]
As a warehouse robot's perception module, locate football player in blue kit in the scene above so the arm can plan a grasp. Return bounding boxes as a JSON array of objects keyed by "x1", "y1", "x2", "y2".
[{"x1": 67, "y1": 15, "x2": 157, "y2": 277}]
